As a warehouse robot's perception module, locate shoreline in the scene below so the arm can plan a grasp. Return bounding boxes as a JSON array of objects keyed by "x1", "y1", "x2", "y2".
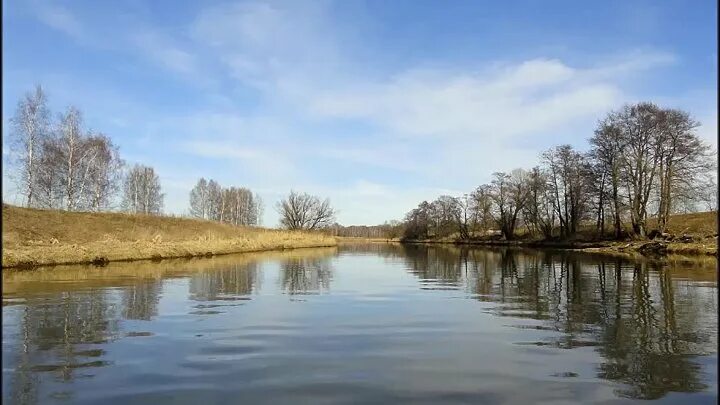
[
  {"x1": 2, "y1": 240, "x2": 339, "y2": 270},
  {"x1": 399, "y1": 238, "x2": 718, "y2": 257}
]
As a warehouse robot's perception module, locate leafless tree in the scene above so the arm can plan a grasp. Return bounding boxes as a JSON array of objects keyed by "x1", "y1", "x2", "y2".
[
  {"x1": 121, "y1": 165, "x2": 163, "y2": 215},
  {"x1": 403, "y1": 201, "x2": 431, "y2": 239},
  {"x1": 55, "y1": 106, "x2": 100, "y2": 211},
  {"x1": 542, "y1": 145, "x2": 590, "y2": 237},
  {"x1": 522, "y1": 166, "x2": 556, "y2": 238},
  {"x1": 590, "y1": 120, "x2": 625, "y2": 238},
  {"x1": 254, "y1": 193, "x2": 264, "y2": 226},
  {"x1": 470, "y1": 185, "x2": 494, "y2": 235},
  {"x1": 82, "y1": 133, "x2": 124, "y2": 211},
  {"x1": 33, "y1": 135, "x2": 63, "y2": 209},
  {"x1": 654, "y1": 109, "x2": 712, "y2": 232},
  {"x1": 9, "y1": 85, "x2": 50, "y2": 207},
  {"x1": 189, "y1": 178, "x2": 210, "y2": 219},
  {"x1": 189, "y1": 178, "x2": 262, "y2": 226},
  {"x1": 453, "y1": 194, "x2": 476, "y2": 239},
  {"x1": 610, "y1": 103, "x2": 665, "y2": 237},
  {"x1": 489, "y1": 169, "x2": 530, "y2": 240},
  {"x1": 206, "y1": 179, "x2": 223, "y2": 221},
  {"x1": 276, "y1": 190, "x2": 336, "y2": 230},
  {"x1": 430, "y1": 195, "x2": 460, "y2": 237}
]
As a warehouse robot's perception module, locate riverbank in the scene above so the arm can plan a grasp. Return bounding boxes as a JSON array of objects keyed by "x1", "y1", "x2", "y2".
[
  {"x1": 2, "y1": 205, "x2": 337, "y2": 269},
  {"x1": 401, "y1": 238, "x2": 717, "y2": 257},
  {"x1": 400, "y1": 211, "x2": 718, "y2": 257}
]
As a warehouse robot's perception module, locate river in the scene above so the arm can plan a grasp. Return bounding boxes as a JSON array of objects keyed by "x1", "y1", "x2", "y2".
[{"x1": 2, "y1": 244, "x2": 717, "y2": 404}]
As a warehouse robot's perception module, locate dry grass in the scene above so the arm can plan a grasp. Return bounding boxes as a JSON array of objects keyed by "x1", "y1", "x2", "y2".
[
  {"x1": 2, "y1": 204, "x2": 337, "y2": 268},
  {"x1": 647, "y1": 211, "x2": 718, "y2": 236}
]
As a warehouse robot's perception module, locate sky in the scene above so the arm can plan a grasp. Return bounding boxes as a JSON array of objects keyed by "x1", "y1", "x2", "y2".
[{"x1": 2, "y1": 0, "x2": 717, "y2": 226}]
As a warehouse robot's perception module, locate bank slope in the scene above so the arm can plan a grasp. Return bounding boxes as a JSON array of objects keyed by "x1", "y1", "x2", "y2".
[{"x1": 2, "y1": 205, "x2": 337, "y2": 268}]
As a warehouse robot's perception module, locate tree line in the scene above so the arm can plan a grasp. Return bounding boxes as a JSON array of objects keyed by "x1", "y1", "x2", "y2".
[
  {"x1": 188, "y1": 178, "x2": 263, "y2": 226},
  {"x1": 402, "y1": 102, "x2": 716, "y2": 241},
  {"x1": 326, "y1": 221, "x2": 404, "y2": 239},
  {"x1": 8, "y1": 85, "x2": 342, "y2": 230}
]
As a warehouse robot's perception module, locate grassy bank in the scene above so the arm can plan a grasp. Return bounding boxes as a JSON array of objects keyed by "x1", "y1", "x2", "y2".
[
  {"x1": 2, "y1": 205, "x2": 337, "y2": 268},
  {"x1": 402, "y1": 211, "x2": 718, "y2": 257}
]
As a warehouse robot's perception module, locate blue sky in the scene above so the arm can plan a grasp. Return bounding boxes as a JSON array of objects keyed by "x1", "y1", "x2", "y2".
[{"x1": 2, "y1": 0, "x2": 717, "y2": 226}]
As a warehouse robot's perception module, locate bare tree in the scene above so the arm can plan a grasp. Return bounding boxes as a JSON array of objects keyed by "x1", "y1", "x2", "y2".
[
  {"x1": 403, "y1": 201, "x2": 431, "y2": 239},
  {"x1": 610, "y1": 103, "x2": 664, "y2": 237},
  {"x1": 206, "y1": 179, "x2": 222, "y2": 221},
  {"x1": 522, "y1": 166, "x2": 556, "y2": 239},
  {"x1": 56, "y1": 106, "x2": 91, "y2": 211},
  {"x1": 254, "y1": 193, "x2": 264, "y2": 226},
  {"x1": 654, "y1": 109, "x2": 712, "y2": 232},
  {"x1": 190, "y1": 179, "x2": 262, "y2": 226},
  {"x1": 489, "y1": 169, "x2": 530, "y2": 240},
  {"x1": 121, "y1": 165, "x2": 163, "y2": 215},
  {"x1": 590, "y1": 120, "x2": 625, "y2": 238},
  {"x1": 429, "y1": 195, "x2": 459, "y2": 237},
  {"x1": 453, "y1": 194, "x2": 476, "y2": 240},
  {"x1": 542, "y1": 145, "x2": 590, "y2": 237},
  {"x1": 9, "y1": 85, "x2": 50, "y2": 207},
  {"x1": 82, "y1": 133, "x2": 124, "y2": 211},
  {"x1": 276, "y1": 190, "x2": 336, "y2": 230},
  {"x1": 34, "y1": 135, "x2": 63, "y2": 209},
  {"x1": 189, "y1": 178, "x2": 210, "y2": 219},
  {"x1": 471, "y1": 185, "x2": 494, "y2": 235}
]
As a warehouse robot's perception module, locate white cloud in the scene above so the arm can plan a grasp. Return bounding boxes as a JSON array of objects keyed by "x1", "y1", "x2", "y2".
[
  {"x1": 130, "y1": 31, "x2": 199, "y2": 76},
  {"x1": 307, "y1": 54, "x2": 676, "y2": 140},
  {"x1": 32, "y1": 2, "x2": 85, "y2": 40}
]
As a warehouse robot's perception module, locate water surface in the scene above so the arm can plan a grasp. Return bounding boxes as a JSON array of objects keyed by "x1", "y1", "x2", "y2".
[{"x1": 2, "y1": 244, "x2": 717, "y2": 404}]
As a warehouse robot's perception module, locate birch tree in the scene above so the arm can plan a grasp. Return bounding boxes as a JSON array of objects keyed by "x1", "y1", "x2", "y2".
[
  {"x1": 81, "y1": 133, "x2": 124, "y2": 211},
  {"x1": 189, "y1": 178, "x2": 210, "y2": 219},
  {"x1": 121, "y1": 165, "x2": 163, "y2": 215},
  {"x1": 9, "y1": 85, "x2": 50, "y2": 207}
]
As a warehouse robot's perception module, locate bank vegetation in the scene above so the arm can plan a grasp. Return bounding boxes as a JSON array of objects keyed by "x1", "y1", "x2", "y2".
[
  {"x1": 2, "y1": 205, "x2": 337, "y2": 269},
  {"x1": 396, "y1": 102, "x2": 716, "y2": 252}
]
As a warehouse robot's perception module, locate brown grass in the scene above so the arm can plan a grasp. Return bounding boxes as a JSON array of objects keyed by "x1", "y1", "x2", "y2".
[
  {"x1": 2, "y1": 205, "x2": 337, "y2": 268},
  {"x1": 647, "y1": 211, "x2": 718, "y2": 236}
]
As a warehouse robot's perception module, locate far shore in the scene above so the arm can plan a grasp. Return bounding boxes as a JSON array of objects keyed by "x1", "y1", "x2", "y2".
[{"x1": 398, "y1": 238, "x2": 717, "y2": 258}]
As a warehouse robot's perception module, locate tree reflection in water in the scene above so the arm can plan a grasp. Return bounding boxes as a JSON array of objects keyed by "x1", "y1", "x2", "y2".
[
  {"x1": 189, "y1": 262, "x2": 259, "y2": 301},
  {"x1": 279, "y1": 257, "x2": 334, "y2": 295},
  {"x1": 399, "y1": 244, "x2": 717, "y2": 400},
  {"x1": 8, "y1": 290, "x2": 119, "y2": 404}
]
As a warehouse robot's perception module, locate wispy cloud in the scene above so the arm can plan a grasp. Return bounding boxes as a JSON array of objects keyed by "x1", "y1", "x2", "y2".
[
  {"x1": 130, "y1": 31, "x2": 200, "y2": 77},
  {"x1": 32, "y1": 2, "x2": 85, "y2": 40}
]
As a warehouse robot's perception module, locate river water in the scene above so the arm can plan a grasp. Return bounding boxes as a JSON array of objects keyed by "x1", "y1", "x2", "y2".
[{"x1": 2, "y1": 244, "x2": 717, "y2": 404}]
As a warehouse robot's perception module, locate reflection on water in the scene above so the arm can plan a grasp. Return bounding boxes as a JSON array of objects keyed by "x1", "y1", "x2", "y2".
[
  {"x1": 2, "y1": 244, "x2": 717, "y2": 404},
  {"x1": 280, "y1": 256, "x2": 333, "y2": 295}
]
